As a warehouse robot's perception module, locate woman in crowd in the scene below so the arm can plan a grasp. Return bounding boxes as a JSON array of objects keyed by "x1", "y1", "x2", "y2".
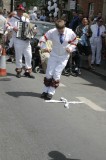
[{"x1": 76, "y1": 17, "x2": 94, "y2": 70}]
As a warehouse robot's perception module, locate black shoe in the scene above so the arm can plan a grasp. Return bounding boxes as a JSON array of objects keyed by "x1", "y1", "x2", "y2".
[
  {"x1": 91, "y1": 64, "x2": 94, "y2": 66},
  {"x1": 41, "y1": 92, "x2": 48, "y2": 99},
  {"x1": 96, "y1": 64, "x2": 100, "y2": 67},
  {"x1": 88, "y1": 66, "x2": 95, "y2": 70},
  {"x1": 16, "y1": 72, "x2": 21, "y2": 78},
  {"x1": 6, "y1": 58, "x2": 12, "y2": 62},
  {"x1": 24, "y1": 72, "x2": 35, "y2": 79},
  {"x1": 46, "y1": 93, "x2": 53, "y2": 100}
]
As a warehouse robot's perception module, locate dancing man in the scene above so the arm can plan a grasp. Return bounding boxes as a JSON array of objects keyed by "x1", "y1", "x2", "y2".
[{"x1": 40, "y1": 19, "x2": 78, "y2": 100}]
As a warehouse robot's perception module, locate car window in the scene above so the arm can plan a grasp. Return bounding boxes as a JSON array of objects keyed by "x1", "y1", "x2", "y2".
[{"x1": 35, "y1": 22, "x2": 55, "y2": 37}]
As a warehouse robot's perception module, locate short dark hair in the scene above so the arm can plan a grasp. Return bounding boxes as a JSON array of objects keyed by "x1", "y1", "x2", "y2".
[
  {"x1": 96, "y1": 17, "x2": 103, "y2": 22},
  {"x1": 55, "y1": 19, "x2": 65, "y2": 29}
]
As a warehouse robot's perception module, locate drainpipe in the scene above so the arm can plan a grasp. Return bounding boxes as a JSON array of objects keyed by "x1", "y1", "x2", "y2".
[
  {"x1": 58, "y1": 0, "x2": 62, "y2": 18},
  {"x1": 102, "y1": 0, "x2": 106, "y2": 23},
  {"x1": 10, "y1": 0, "x2": 14, "y2": 11}
]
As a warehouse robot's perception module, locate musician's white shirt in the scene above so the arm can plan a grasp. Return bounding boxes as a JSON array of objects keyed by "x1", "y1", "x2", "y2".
[{"x1": 8, "y1": 15, "x2": 30, "y2": 44}]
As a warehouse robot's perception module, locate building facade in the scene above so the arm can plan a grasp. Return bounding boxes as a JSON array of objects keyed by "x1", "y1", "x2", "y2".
[
  {"x1": 1, "y1": 0, "x2": 106, "y2": 22},
  {"x1": 1, "y1": 0, "x2": 11, "y2": 11},
  {"x1": 66, "y1": 0, "x2": 105, "y2": 22},
  {"x1": 77, "y1": 0, "x2": 103, "y2": 16}
]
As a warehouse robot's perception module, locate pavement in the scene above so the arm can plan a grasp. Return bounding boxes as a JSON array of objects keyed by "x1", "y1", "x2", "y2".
[
  {"x1": 81, "y1": 55, "x2": 106, "y2": 78},
  {"x1": 0, "y1": 54, "x2": 106, "y2": 78}
]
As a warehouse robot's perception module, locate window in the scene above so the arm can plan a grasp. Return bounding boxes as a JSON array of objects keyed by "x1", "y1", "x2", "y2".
[{"x1": 88, "y1": 3, "x2": 94, "y2": 16}]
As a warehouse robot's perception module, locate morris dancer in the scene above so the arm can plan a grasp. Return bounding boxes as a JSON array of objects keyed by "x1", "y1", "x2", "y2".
[
  {"x1": 7, "y1": 4, "x2": 35, "y2": 78},
  {"x1": 40, "y1": 19, "x2": 78, "y2": 100}
]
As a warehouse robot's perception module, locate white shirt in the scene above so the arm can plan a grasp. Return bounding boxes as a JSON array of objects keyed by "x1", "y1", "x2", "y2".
[
  {"x1": 40, "y1": 27, "x2": 78, "y2": 56},
  {"x1": 8, "y1": 15, "x2": 30, "y2": 44},
  {"x1": 30, "y1": 12, "x2": 38, "y2": 21},
  {"x1": 90, "y1": 23, "x2": 105, "y2": 38},
  {"x1": 0, "y1": 15, "x2": 7, "y2": 34}
]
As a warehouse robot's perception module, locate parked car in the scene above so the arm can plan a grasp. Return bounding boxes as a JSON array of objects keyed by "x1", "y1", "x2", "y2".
[{"x1": 31, "y1": 20, "x2": 55, "y2": 39}]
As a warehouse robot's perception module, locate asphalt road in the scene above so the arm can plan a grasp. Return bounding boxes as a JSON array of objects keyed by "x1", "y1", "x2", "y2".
[{"x1": 0, "y1": 63, "x2": 106, "y2": 160}]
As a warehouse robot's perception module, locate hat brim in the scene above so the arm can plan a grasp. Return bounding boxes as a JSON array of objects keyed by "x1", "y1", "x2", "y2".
[{"x1": 16, "y1": 9, "x2": 25, "y2": 11}]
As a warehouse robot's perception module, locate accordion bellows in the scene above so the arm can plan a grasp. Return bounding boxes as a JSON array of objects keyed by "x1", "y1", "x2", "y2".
[{"x1": 16, "y1": 22, "x2": 36, "y2": 40}]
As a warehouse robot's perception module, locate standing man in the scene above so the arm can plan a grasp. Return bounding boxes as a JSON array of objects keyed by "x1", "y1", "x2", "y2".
[
  {"x1": 8, "y1": 4, "x2": 35, "y2": 78},
  {"x1": 90, "y1": 17, "x2": 106, "y2": 66},
  {"x1": 69, "y1": 11, "x2": 83, "y2": 32},
  {"x1": 0, "y1": 9, "x2": 7, "y2": 55},
  {"x1": 30, "y1": 11, "x2": 38, "y2": 21},
  {"x1": 3, "y1": 9, "x2": 7, "y2": 18},
  {"x1": 40, "y1": 19, "x2": 78, "y2": 100}
]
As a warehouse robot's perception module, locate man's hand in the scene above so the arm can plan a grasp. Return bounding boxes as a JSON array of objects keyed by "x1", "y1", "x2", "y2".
[
  {"x1": 13, "y1": 27, "x2": 18, "y2": 32},
  {"x1": 66, "y1": 47, "x2": 72, "y2": 55}
]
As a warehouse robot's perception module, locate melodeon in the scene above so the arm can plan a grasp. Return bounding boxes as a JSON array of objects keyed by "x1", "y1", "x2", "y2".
[{"x1": 16, "y1": 21, "x2": 36, "y2": 40}]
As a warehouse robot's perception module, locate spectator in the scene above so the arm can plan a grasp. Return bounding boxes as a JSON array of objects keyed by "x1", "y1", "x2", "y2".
[
  {"x1": 6, "y1": 11, "x2": 17, "y2": 62},
  {"x1": 69, "y1": 11, "x2": 83, "y2": 31},
  {"x1": 76, "y1": 18, "x2": 94, "y2": 70},
  {"x1": 30, "y1": 11, "x2": 38, "y2": 21},
  {"x1": 0, "y1": 9, "x2": 7, "y2": 54},
  {"x1": 90, "y1": 17, "x2": 106, "y2": 66},
  {"x1": 49, "y1": 16, "x2": 54, "y2": 23},
  {"x1": 61, "y1": 14, "x2": 69, "y2": 28},
  {"x1": 88, "y1": 15, "x2": 95, "y2": 25},
  {"x1": 3, "y1": 9, "x2": 7, "y2": 18},
  {"x1": 40, "y1": 13, "x2": 46, "y2": 21},
  {"x1": 93, "y1": 12, "x2": 102, "y2": 24},
  {"x1": 38, "y1": 36, "x2": 52, "y2": 73}
]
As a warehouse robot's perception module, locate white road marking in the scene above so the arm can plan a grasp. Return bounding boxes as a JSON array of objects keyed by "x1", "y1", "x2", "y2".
[
  {"x1": 45, "y1": 97, "x2": 84, "y2": 109},
  {"x1": 77, "y1": 97, "x2": 106, "y2": 112},
  {"x1": 59, "y1": 83, "x2": 66, "y2": 87}
]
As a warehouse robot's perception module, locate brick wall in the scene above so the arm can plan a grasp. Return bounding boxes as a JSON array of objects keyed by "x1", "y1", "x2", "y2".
[{"x1": 78, "y1": 0, "x2": 103, "y2": 17}]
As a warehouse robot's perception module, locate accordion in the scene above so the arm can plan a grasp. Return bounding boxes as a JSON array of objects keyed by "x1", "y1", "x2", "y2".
[{"x1": 16, "y1": 21, "x2": 36, "y2": 40}]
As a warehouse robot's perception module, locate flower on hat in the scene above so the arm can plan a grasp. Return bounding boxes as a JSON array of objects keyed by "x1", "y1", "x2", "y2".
[{"x1": 17, "y1": 4, "x2": 25, "y2": 11}]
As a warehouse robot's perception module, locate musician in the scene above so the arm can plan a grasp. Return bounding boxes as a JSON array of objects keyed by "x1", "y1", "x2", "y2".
[
  {"x1": 8, "y1": 4, "x2": 35, "y2": 78},
  {"x1": 40, "y1": 19, "x2": 78, "y2": 100}
]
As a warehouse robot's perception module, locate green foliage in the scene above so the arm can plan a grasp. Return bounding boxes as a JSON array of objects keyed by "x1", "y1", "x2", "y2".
[{"x1": 19, "y1": 0, "x2": 41, "y2": 9}]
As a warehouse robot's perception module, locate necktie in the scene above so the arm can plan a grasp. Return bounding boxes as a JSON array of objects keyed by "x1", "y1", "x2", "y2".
[
  {"x1": 60, "y1": 34, "x2": 64, "y2": 44},
  {"x1": 97, "y1": 27, "x2": 100, "y2": 37}
]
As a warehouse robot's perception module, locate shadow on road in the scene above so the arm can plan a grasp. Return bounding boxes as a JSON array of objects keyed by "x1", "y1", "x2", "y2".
[
  {"x1": 48, "y1": 151, "x2": 80, "y2": 160},
  {"x1": 7, "y1": 73, "x2": 16, "y2": 77},
  {"x1": 79, "y1": 69, "x2": 106, "y2": 91},
  {"x1": 6, "y1": 91, "x2": 41, "y2": 98}
]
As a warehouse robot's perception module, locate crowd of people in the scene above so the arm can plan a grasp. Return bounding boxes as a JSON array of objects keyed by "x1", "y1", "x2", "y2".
[
  {"x1": 0, "y1": 4, "x2": 106, "y2": 100},
  {"x1": 65, "y1": 11, "x2": 106, "y2": 72}
]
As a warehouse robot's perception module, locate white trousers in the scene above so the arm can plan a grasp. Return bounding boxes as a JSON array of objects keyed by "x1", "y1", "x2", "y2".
[
  {"x1": 14, "y1": 41, "x2": 32, "y2": 69},
  {"x1": 90, "y1": 37, "x2": 102, "y2": 64},
  {"x1": 43, "y1": 53, "x2": 69, "y2": 95}
]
